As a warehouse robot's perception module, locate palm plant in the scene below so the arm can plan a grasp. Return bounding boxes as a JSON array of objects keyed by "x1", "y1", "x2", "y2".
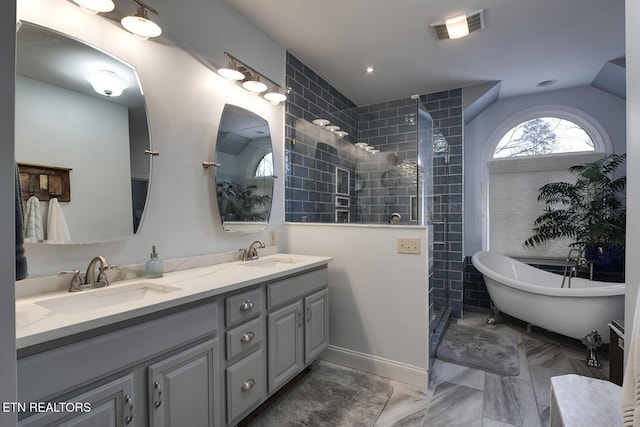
[
  {"x1": 523, "y1": 153, "x2": 626, "y2": 255},
  {"x1": 216, "y1": 181, "x2": 271, "y2": 221}
]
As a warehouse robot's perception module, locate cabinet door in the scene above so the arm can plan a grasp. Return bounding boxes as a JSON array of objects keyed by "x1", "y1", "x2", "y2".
[
  {"x1": 267, "y1": 301, "x2": 303, "y2": 393},
  {"x1": 304, "y1": 289, "x2": 329, "y2": 364},
  {"x1": 148, "y1": 339, "x2": 218, "y2": 427},
  {"x1": 19, "y1": 375, "x2": 135, "y2": 427}
]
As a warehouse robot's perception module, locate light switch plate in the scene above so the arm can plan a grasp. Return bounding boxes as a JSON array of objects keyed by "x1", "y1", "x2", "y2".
[
  {"x1": 269, "y1": 231, "x2": 276, "y2": 246},
  {"x1": 397, "y1": 237, "x2": 420, "y2": 254}
]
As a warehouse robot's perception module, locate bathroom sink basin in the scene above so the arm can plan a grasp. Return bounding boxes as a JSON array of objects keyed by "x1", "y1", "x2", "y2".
[
  {"x1": 36, "y1": 282, "x2": 182, "y2": 315},
  {"x1": 242, "y1": 257, "x2": 301, "y2": 268}
]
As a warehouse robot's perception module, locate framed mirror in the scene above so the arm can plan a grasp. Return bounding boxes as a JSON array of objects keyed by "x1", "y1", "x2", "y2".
[
  {"x1": 15, "y1": 21, "x2": 151, "y2": 244},
  {"x1": 215, "y1": 105, "x2": 274, "y2": 233}
]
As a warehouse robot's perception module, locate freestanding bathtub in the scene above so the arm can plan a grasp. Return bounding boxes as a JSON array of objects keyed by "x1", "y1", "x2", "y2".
[{"x1": 471, "y1": 251, "x2": 625, "y2": 344}]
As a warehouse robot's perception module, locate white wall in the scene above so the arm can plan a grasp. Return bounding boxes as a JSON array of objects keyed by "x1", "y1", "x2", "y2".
[
  {"x1": 624, "y1": 0, "x2": 640, "y2": 364},
  {"x1": 16, "y1": 76, "x2": 132, "y2": 241},
  {"x1": 0, "y1": 1, "x2": 17, "y2": 424},
  {"x1": 464, "y1": 86, "x2": 626, "y2": 256},
  {"x1": 16, "y1": 0, "x2": 286, "y2": 277},
  {"x1": 283, "y1": 224, "x2": 429, "y2": 388}
]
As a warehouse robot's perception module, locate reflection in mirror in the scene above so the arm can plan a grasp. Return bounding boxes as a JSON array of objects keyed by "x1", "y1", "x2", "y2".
[
  {"x1": 15, "y1": 21, "x2": 151, "y2": 243},
  {"x1": 215, "y1": 105, "x2": 273, "y2": 233}
]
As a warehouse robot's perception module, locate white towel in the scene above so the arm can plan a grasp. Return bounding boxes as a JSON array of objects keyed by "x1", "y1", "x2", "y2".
[
  {"x1": 46, "y1": 197, "x2": 71, "y2": 242},
  {"x1": 23, "y1": 195, "x2": 44, "y2": 242},
  {"x1": 622, "y1": 289, "x2": 640, "y2": 426}
]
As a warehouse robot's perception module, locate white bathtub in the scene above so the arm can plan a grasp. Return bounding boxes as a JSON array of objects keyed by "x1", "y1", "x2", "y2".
[{"x1": 471, "y1": 251, "x2": 625, "y2": 344}]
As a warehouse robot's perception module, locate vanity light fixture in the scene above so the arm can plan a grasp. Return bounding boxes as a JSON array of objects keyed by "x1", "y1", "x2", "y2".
[
  {"x1": 242, "y1": 74, "x2": 268, "y2": 95},
  {"x1": 335, "y1": 130, "x2": 349, "y2": 137},
  {"x1": 217, "y1": 60, "x2": 245, "y2": 81},
  {"x1": 121, "y1": 1, "x2": 162, "y2": 39},
  {"x1": 325, "y1": 125, "x2": 341, "y2": 132},
  {"x1": 72, "y1": 0, "x2": 114, "y2": 14},
  {"x1": 431, "y1": 9, "x2": 485, "y2": 40},
  {"x1": 355, "y1": 142, "x2": 369, "y2": 148},
  {"x1": 218, "y1": 52, "x2": 287, "y2": 104},
  {"x1": 264, "y1": 86, "x2": 287, "y2": 105},
  {"x1": 85, "y1": 70, "x2": 128, "y2": 97},
  {"x1": 312, "y1": 119, "x2": 331, "y2": 127}
]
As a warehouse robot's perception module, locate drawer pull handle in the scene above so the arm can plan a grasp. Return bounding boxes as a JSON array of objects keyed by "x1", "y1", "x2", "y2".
[
  {"x1": 153, "y1": 381, "x2": 163, "y2": 409},
  {"x1": 240, "y1": 300, "x2": 254, "y2": 311},
  {"x1": 124, "y1": 394, "x2": 134, "y2": 424},
  {"x1": 241, "y1": 378, "x2": 256, "y2": 391},
  {"x1": 241, "y1": 332, "x2": 255, "y2": 343}
]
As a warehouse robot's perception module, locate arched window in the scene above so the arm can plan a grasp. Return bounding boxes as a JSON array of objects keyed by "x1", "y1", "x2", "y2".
[
  {"x1": 494, "y1": 117, "x2": 595, "y2": 158},
  {"x1": 254, "y1": 152, "x2": 273, "y2": 177},
  {"x1": 484, "y1": 106, "x2": 612, "y2": 258}
]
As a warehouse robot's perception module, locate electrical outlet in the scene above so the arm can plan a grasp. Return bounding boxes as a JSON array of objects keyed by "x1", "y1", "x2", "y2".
[
  {"x1": 397, "y1": 237, "x2": 420, "y2": 254},
  {"x1": 269, "y1": 231, "x2": 276, "y2": 246}
]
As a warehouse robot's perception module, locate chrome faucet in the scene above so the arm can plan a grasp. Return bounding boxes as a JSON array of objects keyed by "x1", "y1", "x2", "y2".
[
  {"x1": 241, "y1": 240, "x2": 266, "y2": 261},
  {"x1": 85, "y1": 256, "x2": 116, "y2": 287}
]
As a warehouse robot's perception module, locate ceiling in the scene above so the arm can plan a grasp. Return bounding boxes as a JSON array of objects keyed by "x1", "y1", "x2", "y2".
[{"x1": 224, "y1": 0, "x2": 625, "y2": 106}]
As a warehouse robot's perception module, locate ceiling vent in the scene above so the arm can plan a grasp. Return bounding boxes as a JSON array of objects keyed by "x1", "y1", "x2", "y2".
[{"x1": 431, "y1": 9, "x2": 485, "y2": 40}]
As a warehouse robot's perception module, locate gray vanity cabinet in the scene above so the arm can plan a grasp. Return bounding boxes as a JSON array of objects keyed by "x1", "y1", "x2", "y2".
[
  {"x1": 19, "y1": 374, "x2": 135, "y2": 427},
  {"x1": 304, "y1": 288, "x2": 329, "y2": 364},
  {"x1": 223, "y1": 287, "x2": 267, "y2": 425},
  {"x1": 18, "y1": 302, "x2": 221, "y2": 427},
  {"x1": 266, "y1": 268, "x2": 329, "y2": 393},
  {"x1": 267, "y1": 300, "x2": 304, "y2": 392},
  {"x1": 148, "y1": 339, "x2": 218, "y2": 427}
]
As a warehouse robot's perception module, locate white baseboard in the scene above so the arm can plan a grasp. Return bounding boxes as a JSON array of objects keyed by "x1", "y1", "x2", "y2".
[{"x1": 321, "y1": 345, "x2": 428, "y2": 389}]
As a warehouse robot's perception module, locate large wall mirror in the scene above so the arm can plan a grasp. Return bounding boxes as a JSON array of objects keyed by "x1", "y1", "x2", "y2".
[
  {"x1": 15, "y1": 21, "x2": 151, "y2": 244},
  {"x1": 215, "y1": 104, "x2": 274, "y2": 233}
]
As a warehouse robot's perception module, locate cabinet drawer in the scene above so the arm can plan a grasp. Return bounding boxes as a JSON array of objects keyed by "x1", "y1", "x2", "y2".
[
  {"x1": 226, "y1": 288, "x2": 262, "y2": 327},
  {"x1": 226, "y1": 349, "x2": 266, "y2": 424},
  {"x1": 226, "y1": 317, "x2": 263, "y2": 360},
  {"x1": 267, "y1": 267, "x2": 328, "y2": 309}
]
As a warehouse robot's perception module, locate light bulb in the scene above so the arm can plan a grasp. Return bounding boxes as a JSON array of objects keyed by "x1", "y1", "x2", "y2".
[
  {"x1": 73, "y1": 0, "x2": 114, "y2": 14},
  {"x1": 121, "y1": 7, "x2": 162, "y2": 39},
  {"x1": 445, "y1": 14, "x2": 469, "y2": 39},
  {"x1": 86, "y1": 70, "x2": 128, "y2": 97}
]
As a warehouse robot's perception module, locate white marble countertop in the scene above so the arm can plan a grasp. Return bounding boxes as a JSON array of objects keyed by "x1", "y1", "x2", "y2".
[{"x1": 16, "y1": 253, "x2": 332, "y2": 350}]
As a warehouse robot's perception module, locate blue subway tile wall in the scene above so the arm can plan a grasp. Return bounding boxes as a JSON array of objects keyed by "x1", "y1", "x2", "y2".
[
  {"x1": 463, "y1": 256, "x2": 491, "y2": 309},
  {"x1": 356, "y1": 98, "x2": 418, "y2": 224},
  {"x1": 285, "y1": 52, "x2": 359, "y2": 222},
  {"x1": 422, "y1": 90, "x2": 464, "y2": 319},
  {"x1": 285, "y1": 52, "x2": 465, "y2": 318}
]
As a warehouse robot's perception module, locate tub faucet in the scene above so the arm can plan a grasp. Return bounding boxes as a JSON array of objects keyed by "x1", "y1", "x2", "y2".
[
  {"x1": 241, "y1": 240, "x2": 266, "y2": 261},
  {"x1": 85, "y1": 256, "x2": 116, "y2": 287}
]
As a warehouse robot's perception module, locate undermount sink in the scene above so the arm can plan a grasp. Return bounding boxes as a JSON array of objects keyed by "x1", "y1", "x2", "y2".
[
  {"x1": 242, "y1": 257, "x2": 301, "y2": 268},
  {"x1": 36, "y1": 282, "x2": 182, "y2": 315}
]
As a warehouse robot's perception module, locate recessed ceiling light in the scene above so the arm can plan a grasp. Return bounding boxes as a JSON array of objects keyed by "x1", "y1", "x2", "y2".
[
  {"x1": 537, "y1": 79, "x2": 557, "y2": 87},
  {"x1": 366, "y1": 66, "x2": 374, "y2": 73}
]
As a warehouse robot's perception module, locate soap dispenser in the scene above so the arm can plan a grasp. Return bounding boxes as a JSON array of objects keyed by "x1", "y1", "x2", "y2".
[{"x1": 145, "y1": 245, "x2": 163, "y2": 279}]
